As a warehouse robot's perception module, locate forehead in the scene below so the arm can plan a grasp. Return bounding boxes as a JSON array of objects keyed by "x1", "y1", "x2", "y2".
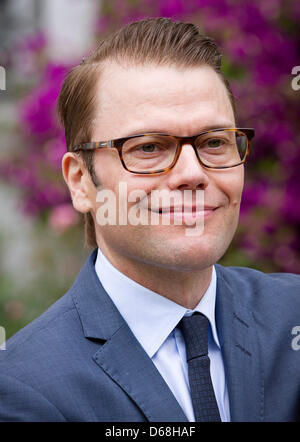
[{"x1": 92, "y1": 62, "x2": 235, "y2": 139}]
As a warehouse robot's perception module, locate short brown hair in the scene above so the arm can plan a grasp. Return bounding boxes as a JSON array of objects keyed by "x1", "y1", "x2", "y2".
[{"x1": 58, "y1": 17, "x2": 236, "y2": 249}]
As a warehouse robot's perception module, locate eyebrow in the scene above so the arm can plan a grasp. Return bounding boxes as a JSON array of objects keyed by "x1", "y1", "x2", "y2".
[{"x1": 125, "y1": 123, "x2": 236, "y2": 137}]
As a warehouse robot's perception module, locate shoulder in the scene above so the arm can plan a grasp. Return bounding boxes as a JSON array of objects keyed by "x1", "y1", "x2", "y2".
[
  {"x1": 0, "y1": 289, "x2": 83, "y2": 382},
  {"x1": 0, "y1": 291, "x2": 81, "y2": 421},
  {"x1": 215, "y1": 263, "x2": 300, "y2": 290},
  {"x1": 215, "y1": 263, "x2": 300, "y2": 317},
  {"x1": 0, "y1": 249, "x2": 102, "y2": 388},
  {"x1": 3, "y1": 289, "x2": 77, "y2": 352}
]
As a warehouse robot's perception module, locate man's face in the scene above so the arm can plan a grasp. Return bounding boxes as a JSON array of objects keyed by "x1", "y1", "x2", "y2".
[{"x1": 87, "y1": 62, "x2": 244, "y2": 272}]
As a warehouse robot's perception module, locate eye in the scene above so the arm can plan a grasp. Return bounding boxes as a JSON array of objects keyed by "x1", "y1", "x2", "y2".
[
  {"x1": 140, "y1": 143, "x2": 158, "y2": 153},
  {"x1": 206, "y1": 138, "x2": 224, "y2": 148}
]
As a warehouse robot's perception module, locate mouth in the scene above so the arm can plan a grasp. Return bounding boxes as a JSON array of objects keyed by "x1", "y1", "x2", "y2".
[
  {"x1": 151, "y1": 205, "x2": 218, "y2": 214},
  {"x1": 149, "y1": 205, "x2": 219, "y2": 225}
]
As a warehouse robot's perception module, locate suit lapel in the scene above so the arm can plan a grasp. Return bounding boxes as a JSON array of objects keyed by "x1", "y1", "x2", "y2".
[
  {"x1": 215, "y1": 265, "x2": 264, "y2": 422},
  {"x1": 71, "y1": 249, "x2": 188, "y2": 422},
  {"x1": 93, "y1": 323, "x2": 188, "y2": 421}
]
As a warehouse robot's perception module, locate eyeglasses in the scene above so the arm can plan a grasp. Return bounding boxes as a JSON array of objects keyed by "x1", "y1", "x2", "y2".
[{"x1": 72, "y1": 127, "x2": 255, "y2": 174}]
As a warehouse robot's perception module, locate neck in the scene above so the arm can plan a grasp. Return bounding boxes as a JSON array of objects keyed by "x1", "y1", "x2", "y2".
[{"x1": 98, "y1": 245, "x2": 213, "y2": 310}]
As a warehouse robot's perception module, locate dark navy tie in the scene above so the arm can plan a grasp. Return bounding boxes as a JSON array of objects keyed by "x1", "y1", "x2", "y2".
[{"x1": 178, "y1": 312, "x2": 221, "y2": 422}]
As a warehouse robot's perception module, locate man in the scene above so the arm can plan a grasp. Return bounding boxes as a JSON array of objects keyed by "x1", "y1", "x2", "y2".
[{"x1": 0, "y1": 18, "x2": 299, "y2": 422}]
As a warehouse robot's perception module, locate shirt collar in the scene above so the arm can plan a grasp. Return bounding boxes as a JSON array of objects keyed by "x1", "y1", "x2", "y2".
[{"x1": 95, "y1": 248, "x2": 220, "y2": 358}]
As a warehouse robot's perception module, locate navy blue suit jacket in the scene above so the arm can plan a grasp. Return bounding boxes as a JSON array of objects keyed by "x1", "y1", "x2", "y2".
[{"x1": 0, "y1": 249, "x2": 299, "y2": 421}]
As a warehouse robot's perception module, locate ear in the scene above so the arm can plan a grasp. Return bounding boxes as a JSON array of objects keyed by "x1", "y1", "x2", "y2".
[{"x1": 62, "y1": 152, "x2": 95, "y2": 214}]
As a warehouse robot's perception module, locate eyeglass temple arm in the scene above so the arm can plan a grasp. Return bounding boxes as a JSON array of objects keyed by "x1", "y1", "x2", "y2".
[{"x1": 72, "y1": 140, "x2": 114, "y2": 152}]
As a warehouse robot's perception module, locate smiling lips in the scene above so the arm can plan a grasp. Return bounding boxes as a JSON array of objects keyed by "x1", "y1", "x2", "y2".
[
  {"x1": 150, "y1": 205, "x2": 218, "y2": 224},
  {"x1": 154, "y1": 205, "x2": 217, "y2": 214}
]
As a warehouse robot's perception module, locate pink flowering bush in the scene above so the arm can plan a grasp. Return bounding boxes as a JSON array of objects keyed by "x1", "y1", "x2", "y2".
[{"x1": 1, "y1": 0, "x2": 300, "y2": 272}]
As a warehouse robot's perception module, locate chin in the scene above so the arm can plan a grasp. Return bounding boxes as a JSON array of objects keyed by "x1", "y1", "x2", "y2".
[{"x1": 148, "y1": 237, "x2": 227, "y2": 273}]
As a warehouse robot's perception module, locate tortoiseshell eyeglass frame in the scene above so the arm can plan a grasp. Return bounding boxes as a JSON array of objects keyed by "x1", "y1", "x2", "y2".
[{"x1": 72, "y1": 127, "x2": 255, "y2": 175}]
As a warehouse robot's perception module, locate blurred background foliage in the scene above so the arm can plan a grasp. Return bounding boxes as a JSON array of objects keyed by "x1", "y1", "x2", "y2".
[{"x1": 0, "y1": 0, "x2": 300, "y2": 338}]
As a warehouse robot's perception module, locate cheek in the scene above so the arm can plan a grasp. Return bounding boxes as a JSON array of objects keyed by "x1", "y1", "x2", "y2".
[
  {"x1": 119, "y1": 176, "x2": 165, "y2": 211},
  {"x1": 217, "y1": 168, "x2": 244, "y2": 207},
  {"x1": 93, "y1": 164, "x2": 162, "y2": 215}
]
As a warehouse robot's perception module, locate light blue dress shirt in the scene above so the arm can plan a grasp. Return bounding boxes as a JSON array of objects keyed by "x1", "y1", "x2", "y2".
[{"x1": 95, "y1": 248, "x2": 230, "y2": 422}]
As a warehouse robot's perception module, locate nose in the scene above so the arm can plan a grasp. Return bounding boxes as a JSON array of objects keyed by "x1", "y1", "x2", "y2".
[{"x1": 167, "y1": 144, "x2": 210, "y2": 190}]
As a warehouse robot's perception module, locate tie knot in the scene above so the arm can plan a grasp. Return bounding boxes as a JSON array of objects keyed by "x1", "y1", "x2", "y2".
[{"x1": 178, "y1": 312, "x2": 209, "y2": 362}]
